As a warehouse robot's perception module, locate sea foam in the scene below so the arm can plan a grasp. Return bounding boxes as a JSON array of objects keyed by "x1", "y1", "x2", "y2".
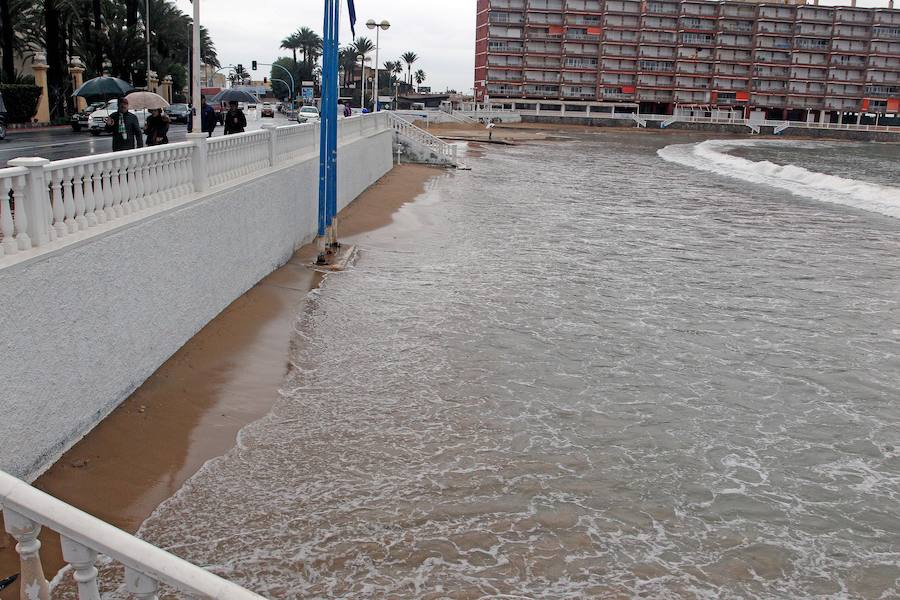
[{"x1": 658, "y1": 139, "x2": 900, "y2": 219}]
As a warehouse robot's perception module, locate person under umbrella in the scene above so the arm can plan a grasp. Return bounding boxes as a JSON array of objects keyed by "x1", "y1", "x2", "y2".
[
  {"x1": 201, "y1": 95, "x2": 218, "y2": 137},
  {"x1": 144, "y1": 108, "x2": 170, "y2": 146},
  {"x1": 104, "y1": 97, "x2": 143, "y2": 151},
  {"x1": 223, "y1": 101, "x2": 246, "y2": 135}
]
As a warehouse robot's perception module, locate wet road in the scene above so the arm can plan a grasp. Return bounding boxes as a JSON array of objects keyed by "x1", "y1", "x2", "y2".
[{"x1": 0, "y1": 113, "x2": 294, "y2": 165}]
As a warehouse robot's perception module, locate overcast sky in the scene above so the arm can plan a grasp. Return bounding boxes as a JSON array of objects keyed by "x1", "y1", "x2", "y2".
[
  {"x1": 171, "y1": 0, "x2": 478, "y2": 92},
  {"x1": 171, "y1": 0, "x2": 892, "y2": 93}
]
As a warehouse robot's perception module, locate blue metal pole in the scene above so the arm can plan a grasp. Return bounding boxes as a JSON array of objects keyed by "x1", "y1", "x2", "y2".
[
  {"x1": 316, "y1": 0, "x2": 333, "y2": 238},
  {"x1": 327, "y1": 0, "x2": 339, "y2": 231}
]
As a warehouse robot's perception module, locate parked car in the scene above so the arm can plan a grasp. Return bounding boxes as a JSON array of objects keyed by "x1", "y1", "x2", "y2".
[
  {"x1": 165, "y1": 103, "x2": 191, "y2": 124},
  {"x1": 70, "y1": 102, "x2": 105, "y2": 132},
  {"x1": 261, "y1": 103, "x2": 274, "y2": 118},
  {"x1": 88, "y1": 99, "x2": 148, "y2": 136},
  {"x1": 296, "y1": 105, "x2": 320, "y2": 124}
]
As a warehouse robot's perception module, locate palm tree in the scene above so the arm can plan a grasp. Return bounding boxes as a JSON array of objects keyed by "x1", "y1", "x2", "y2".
[
  {"x1": 414, "y1": 69, "x2": 426, "y2": 89},
  {"x1": 401, "y1": 51, "x2": 418, "y2": 85},
  {"x1": 295, "y1": 26, "x2": 322, "y2": 70},
  {"x1": 339, "y1": 45, "x2": 357, "y2": 87},
  {"x1": 352, "y1": 36, "x2": 374, "y2": 89},
  {"x1": 280, "y1": 32, "x2": 300, "y2": 66},
  {"x1": 390, "y1": 60, "x2": 403, "y2": 85}
]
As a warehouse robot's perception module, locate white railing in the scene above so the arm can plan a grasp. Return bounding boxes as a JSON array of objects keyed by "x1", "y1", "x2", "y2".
[
  {"x1": 1, "y1": 469, "x2": 264, "y2": 599},
  {"x1": 387, "y1": 112, "x2": 460, "y2": 167},
  {"x1": 0, "y1": 113, "x2": 392, "y2": 270},
  {"x1": 275, "y1": 122, "x2": 319, "y2": 162},
  {"x1": 207, "y1": 130, "x2": 270, "y2": 187}
]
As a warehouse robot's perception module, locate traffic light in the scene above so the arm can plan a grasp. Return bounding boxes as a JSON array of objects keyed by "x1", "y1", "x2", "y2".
[
  {"x1": 252, "y1": 60, "x2": 257, "y2": 71},
  {"x1": 237, "y1": 63, "x2": 243, "y2": 73}
]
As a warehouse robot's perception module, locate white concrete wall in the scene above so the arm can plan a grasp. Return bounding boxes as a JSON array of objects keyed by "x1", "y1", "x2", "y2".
[{"x1": 0, "y1": 130, "x2": 393, "y2": 480}]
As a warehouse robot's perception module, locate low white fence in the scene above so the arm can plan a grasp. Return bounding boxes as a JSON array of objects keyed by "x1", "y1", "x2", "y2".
[
  {"x1": 1, "y1": 469, "x2": 264, "y2": 598},
  {"x1": 0, "y1": 113, "x2": 390, "y2": 264}
]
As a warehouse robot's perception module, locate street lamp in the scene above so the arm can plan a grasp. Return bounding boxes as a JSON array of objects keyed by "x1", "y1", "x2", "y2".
[{"x1": 366, "y1": 19, "x2": 390, "y2": 111}]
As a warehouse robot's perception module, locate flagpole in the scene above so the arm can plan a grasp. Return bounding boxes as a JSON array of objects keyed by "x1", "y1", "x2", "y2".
[
  {"x1": 191, "y1": 0, "x2": 201, "y2": 132},
  {"x1": 317, "y1": 0, "x2": 332, "y2": 243}
]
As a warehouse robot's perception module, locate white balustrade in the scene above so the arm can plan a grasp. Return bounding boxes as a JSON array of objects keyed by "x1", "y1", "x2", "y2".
[
  {"x1": 0, "y1": 469, "x2": 265, "y2": 599},
  {"x1": 0, "y1": 113, "x2": 391, "y2": 266},
  {"x1": 0, "y1": 166, "x2": 30, "y2": 257},
  {"x1": 387, "y1": 112, "x2": 461, "y2": 167}
]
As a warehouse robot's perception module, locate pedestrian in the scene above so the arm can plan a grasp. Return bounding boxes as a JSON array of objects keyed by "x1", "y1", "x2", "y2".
[
  {"x1": 223, "y1": 101, "x2": 246, "y2": 135},
  {"x1": 144, "y1": 108, "x2": 170, "y2": 146},
  {"x1": 344, "y1": 103, "x2": 352, "y2": 118},
  {"x1": 104, "y1": 98, "x2": 143, "y2": 151},
  {"x1": 486, "y1": 121, "x2": 495, "y2": 141},
  {"x1": 200, "y1": 96, "x2": 218, "y2": 137}
]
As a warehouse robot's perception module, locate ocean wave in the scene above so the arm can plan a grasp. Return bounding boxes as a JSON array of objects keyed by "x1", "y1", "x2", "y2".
[{"x1": 658, "y1": 139, "x2": 900, "y2": 219}]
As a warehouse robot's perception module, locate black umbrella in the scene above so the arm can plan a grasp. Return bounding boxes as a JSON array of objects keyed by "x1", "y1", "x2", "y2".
[
  {"x1": 73, "y1": 76, "x2": 135, "y2": 102},
  {"x1": 210, "y1": 89, "x2": 259, "y2": 104}
]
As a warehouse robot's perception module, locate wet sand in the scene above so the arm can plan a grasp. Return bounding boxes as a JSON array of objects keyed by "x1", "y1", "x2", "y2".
[{"x1": 0, "y1": 164, "x2": 444, "y2": 598}]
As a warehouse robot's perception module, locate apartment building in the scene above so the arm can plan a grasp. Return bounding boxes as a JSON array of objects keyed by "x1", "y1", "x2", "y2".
[{"x1": 474, "y1": 0, "x2": 900, "y2": 119}]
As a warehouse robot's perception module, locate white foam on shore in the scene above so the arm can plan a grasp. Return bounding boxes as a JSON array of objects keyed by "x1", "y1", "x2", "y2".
[{"x1": 658, "y1": 139, "x2": 900, "y2": 219}]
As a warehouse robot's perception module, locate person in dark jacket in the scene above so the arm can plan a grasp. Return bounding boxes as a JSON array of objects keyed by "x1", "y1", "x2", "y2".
[
  {"x1": 223, "y1": 101, "x2": 247, "y2": 135},
  {"x1": 104, "y1": 98, "x2": 144, "y2": 151},
  {"x1": 200, "y1": 96, "x2": 218, "y2": 137},
  {"x1": 144, "y1": 108, "x2": 170, "y2": 146}
]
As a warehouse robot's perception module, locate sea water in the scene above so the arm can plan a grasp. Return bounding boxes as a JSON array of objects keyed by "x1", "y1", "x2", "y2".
[{"x1": 130, "y1": 133, "x2": 899, "y2": 598}]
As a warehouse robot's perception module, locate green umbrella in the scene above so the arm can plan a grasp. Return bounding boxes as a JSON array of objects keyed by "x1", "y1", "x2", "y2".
[{"x1": 73, "y1": 76, "x2": 135, "y2": 102}]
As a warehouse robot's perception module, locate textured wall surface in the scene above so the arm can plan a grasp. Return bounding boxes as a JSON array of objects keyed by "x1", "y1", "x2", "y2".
[{"x1": 0, "y1": 130, "x2": 393, "y2": 480}]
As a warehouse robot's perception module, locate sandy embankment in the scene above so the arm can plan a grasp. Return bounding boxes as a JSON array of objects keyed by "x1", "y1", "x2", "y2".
[{"x1": 0, "y1": 164, "x2": 444, "y2": 598}]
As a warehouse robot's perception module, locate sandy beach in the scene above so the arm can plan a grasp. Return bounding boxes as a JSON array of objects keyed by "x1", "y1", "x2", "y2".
[{"x1": 0, "y1": 164, "x2": 444, "y2": 598}]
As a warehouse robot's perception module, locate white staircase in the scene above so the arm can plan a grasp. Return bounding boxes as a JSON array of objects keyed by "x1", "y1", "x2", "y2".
[
  {"x1": 773, "y1": 121, "x2": 791, "y2": 134},
  {"x1": 631, "y1": 113, "x2": 647, "y2": 128},
  {"x1": 387, "y1": 112, "x2": 464, "y2": 168}
]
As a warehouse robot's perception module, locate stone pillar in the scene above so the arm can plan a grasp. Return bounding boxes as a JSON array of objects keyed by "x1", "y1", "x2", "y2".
[
  {"x1": 149, "y1": 70, "x2": 159, "y2": 94},
  {"x1": 31, "y1": 53, "x2": 50, "y2": 124},
  {"x1": 160, "y1": 75, "x2": 173, "y2": 103},
  {"x1": 69, "y1": 56, "x2": 87, "y2": 112}
]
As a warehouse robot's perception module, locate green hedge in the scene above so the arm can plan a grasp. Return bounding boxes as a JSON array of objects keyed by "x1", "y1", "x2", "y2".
[{"x1": 0, "y1": 84, "x2": 43, "y2": 123}]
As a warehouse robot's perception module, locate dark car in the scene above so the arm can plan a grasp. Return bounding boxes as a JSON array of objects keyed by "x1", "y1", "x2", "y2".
[
  {"x1": 70, "y1": 102, "x2": 105, "y2": 132},
  {"x1": 164, "y1": 103, "x2": 191, "y2": 124}
]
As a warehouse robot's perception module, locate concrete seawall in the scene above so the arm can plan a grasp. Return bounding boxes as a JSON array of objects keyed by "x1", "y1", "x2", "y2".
[
  {"x1": 521, "y1": 114, "x2": 900, "y2": 141},
  {"x1": 0, "y1": 130, "x2": 393, "y2": 480}
]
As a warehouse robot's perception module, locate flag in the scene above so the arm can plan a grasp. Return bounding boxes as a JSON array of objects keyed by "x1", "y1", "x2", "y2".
[{"x1": 347, "y1": 0, "x2": 357, "y2": 37}]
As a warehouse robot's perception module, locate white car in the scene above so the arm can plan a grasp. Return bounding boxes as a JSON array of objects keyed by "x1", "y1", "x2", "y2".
[
  {"x1": 296, "y1": 106, "x2": 320, "y2": 124},
  {"x1": 88, "y1": 99, "x2": 148, "y2": 136}
]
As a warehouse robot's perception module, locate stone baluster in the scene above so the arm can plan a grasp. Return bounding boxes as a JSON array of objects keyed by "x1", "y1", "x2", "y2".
[
  {"x1": 110, "y1": 160, "x2": 123, "y2": 218},
  {"x1": 61, "y1": 167, "x2": 77, "y2": 232},
  {"x1": 261, "y1": 123, "x2": 277, "y2": 167},
  {"x1": 1, "y1": 178, "x2": 16, "y2": 256},
  {"x1": 178, "y1": 147, "x2": 190, "y2": 196},
  {"x1": 148, "y1": 154, "x2": 161, "y2": 205},
  {"x1": 187, "y1": 133, "x2": 209, "y2": 193},
  {"x1": 121, "y1": 157, "x2": 135, "y2": 215},
  {"x1": 140, "y1": 153, "x2": 154, "y2": 207},
  {"x1": 160, "y1": 150, "x2": 173, "y2": 201},
  {"x1": 67, "y1": 166, "x2": 85, "y2": 231},
  {"x1": 2, "y1": 509, "x2": 50, "y2": 600},
  {"x1": 129, "y1": 155, "x2": 141, "y2": 210},
  {"x1": 74, "y1": 165, "x2": 92, "y2": 228},
  {"x1": 59, "y1": 536, "x2": 100, "y2": 600},
  {"x1": 93, "y1": 163, "x2": 108, "y2": 223},
  {"x1": 124, "y1": 567, "x2": 159, "y2": 600},
  {"x1": 133, "y1": 155, "x2": 146, "y2": 210},
  {"x1": 8, "y1": 158, "x2": 52, "y2": 248},
  {"x1": 47, "y1": 170, "x2": 67, "y2": 238}
]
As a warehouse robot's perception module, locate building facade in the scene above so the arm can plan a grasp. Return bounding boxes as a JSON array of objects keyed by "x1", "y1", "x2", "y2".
[{"x1": 474, "y1": 0, "x2": 900, "y2": 119}]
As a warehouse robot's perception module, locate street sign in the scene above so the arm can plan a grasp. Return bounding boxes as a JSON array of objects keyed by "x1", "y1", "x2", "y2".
[
  {"x1": 302, "y1": 87, "x2": 314, "y2": 101},
  {"x1": 418, "y1": 86, "x2": 431, "y2": 93}
]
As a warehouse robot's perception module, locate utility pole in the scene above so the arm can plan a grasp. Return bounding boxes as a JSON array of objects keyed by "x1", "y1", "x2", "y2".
[
  {"x1": 145, "y1": 0, "x2": 151, "y2": 90},
  {"x1": 191, "y1": 0, "x2": 200, "y2": 132}
]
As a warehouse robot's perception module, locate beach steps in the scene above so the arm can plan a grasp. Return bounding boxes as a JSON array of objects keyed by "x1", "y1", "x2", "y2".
[{"x1": 387, "y1": 113, "x2": 465, "y2": 169}]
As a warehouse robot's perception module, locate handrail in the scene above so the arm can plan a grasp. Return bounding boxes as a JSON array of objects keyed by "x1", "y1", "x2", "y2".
[
  {"x1": 387, "y1": 112, "x2": 461, "y2": 167},
  {"x1": 0, "y1": 469, "x2": 264, "y2": 598}
]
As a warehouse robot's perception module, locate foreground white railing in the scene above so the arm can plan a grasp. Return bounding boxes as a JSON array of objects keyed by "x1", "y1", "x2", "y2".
[
  {"x1": 0, "y1": 469, "x2": 264, "y2": 599},
  {"x1": 0, "y1": 113, "x2": 391, "y2": 266},
  {"x1": 387, "y1": 112, "x2": 461, "y2": 167}
]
